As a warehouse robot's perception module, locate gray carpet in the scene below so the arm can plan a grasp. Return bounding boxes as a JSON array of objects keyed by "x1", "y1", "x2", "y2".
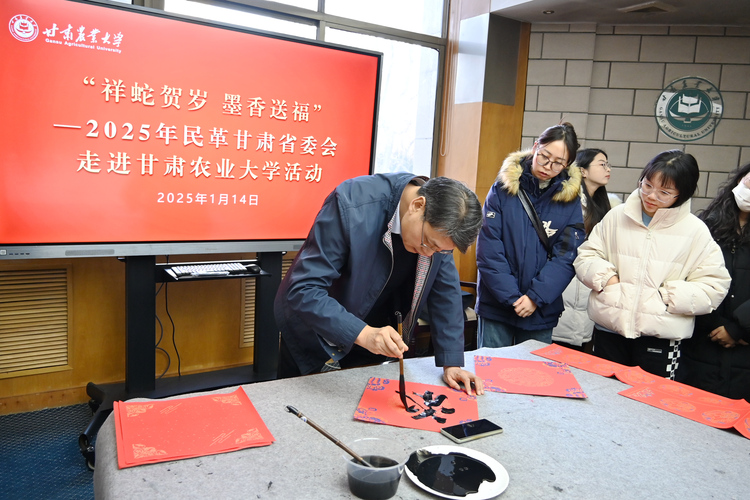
[{"x1": 0, "y1": 404, "x2": 94, "y2": 499}]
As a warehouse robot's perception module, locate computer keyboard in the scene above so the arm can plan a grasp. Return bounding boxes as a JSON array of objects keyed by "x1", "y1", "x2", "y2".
[{"x1": 168, "y1": 262, "x2": 254, "y2": 278}]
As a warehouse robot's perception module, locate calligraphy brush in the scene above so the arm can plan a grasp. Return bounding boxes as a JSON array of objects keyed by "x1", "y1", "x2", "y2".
[
  {"x1": 285, "y1": 405, "x2": 373, "y2": 467},
  {"x1": 395, "y1": 311, "x2": 408, "y2": 409}
]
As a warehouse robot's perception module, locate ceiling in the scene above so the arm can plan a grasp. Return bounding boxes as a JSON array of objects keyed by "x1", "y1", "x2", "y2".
[{"x1": 490, "y1": 0, "x2": 750, "y2": 27}]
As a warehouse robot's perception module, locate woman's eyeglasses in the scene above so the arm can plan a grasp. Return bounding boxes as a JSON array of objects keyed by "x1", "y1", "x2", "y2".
[
  {"x1": 639, "y1": 179, "x2": 678, "y2": 204},
  {"x1": 535, "y1": 149, "x2": 568, "y2": 172}
]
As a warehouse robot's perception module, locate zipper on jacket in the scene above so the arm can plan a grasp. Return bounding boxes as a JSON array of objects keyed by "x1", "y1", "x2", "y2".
[
  {"x1": 363, "y1": 232, "x2": 395, "y2": 320},
  {"x1": 629, "y1": 230, "x2": 653, "y2": 336}
]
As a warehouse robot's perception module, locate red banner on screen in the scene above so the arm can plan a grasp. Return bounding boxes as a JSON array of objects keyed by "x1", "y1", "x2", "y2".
[{"x1": 0, "y1": 0, "x2": 378, "y2": 244}]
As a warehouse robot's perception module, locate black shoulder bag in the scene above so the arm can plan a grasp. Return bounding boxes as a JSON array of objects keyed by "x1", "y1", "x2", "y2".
[{"x1": 518, "y1": 187, "x2": 553, "y2": 260}]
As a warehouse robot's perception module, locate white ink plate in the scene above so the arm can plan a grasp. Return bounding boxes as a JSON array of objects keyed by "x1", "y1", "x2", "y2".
[{"x1": 404, "y1": 445, "x2": 509, "y2": 499}]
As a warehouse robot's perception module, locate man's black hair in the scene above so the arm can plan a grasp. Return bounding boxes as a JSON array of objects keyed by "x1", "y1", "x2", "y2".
[{"x1": 419, "y1": 177, "x2": 482, "y2": 254}]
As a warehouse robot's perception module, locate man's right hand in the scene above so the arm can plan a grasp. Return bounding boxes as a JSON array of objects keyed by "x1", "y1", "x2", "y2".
[{"x1": 354, "y1": 325, "x2": 409, "y2": 358}]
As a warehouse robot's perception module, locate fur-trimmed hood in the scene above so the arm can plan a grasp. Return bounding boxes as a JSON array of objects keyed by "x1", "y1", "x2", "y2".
[{"x1": 496, "y1": 149, "x2": 582, "y2": 203}]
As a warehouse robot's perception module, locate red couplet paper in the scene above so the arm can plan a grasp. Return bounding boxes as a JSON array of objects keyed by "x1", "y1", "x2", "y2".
[
  {"x1": 736, "y1": 415, "x2": 750, "y2": 439},
  {"x1": 614, "y1": 365, "x2": 665, "y2": 387},
  {"x1": 354, "y1": 377, "x2": 478, "y2": 432},
  {"x1": 114, "y1": 387, "x2": 274, "y2": 469},
  {"x1": 619, "y1": 385, "x2": 748, "y2": 429},
  {"x1": 533, "y1": 347, "x2": 750, "y2": 439},
  {"x1": 475, "y1": 356, "x2": 587, "y2": 399},
  {"x1": 615, "y1": 366, "x2": 750, "y2": 438},
  {"x1": 531, "y1": 343, "x2": 628, "y2": 377}
]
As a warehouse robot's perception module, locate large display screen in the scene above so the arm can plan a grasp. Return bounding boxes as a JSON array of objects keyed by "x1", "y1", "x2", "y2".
[{"x1": 0, "y1": 0, "x2": 379, "y2": 259}]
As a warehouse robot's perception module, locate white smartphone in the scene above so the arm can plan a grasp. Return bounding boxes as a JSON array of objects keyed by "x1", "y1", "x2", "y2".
[{"x1": 440, "y1": 418, "x2": 504, "y2": 444}]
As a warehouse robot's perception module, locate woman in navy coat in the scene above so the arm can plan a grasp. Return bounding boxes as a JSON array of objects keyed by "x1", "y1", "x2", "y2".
[{"x1": 475, "y1": 123, "x2": 584, "y2": 347}]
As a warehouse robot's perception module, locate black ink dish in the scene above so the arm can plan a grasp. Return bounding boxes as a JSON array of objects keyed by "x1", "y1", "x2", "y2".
[{"x1": 406, "y1": 449, "x2": 496, "y2": 497}]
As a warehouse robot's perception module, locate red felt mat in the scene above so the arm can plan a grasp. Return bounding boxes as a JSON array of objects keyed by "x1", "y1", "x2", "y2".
[{"x1": 114, "y1": 387, "x2": 274, "y2": 468}]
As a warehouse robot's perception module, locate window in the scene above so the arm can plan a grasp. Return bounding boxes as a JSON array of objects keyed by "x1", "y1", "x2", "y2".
[
  {"x1": 271, "y1": 0, "x2": 318, "y2": 10},
  {"x1": 164, "y1": 0, "x2": 316, "y2": 39},
  {"x1": 326, "y1": 29, "x2": 438, "y2": 176},
  {"x1": 161, "y1": 0, "x2": 445, "y2": 176},
  {"x1": 325, "y1": 0, "x2": 444, "y2": 37}
]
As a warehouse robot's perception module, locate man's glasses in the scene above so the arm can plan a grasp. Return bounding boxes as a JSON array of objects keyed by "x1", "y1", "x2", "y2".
[
  {"x1": 535, "y1": 149, "x2": 568, "y2": 172},
  {"x1": 421, "y1": 220, "x2": 454, "y2": 255},
  {"x1": 639, "y1": 179, "x2": 678, "y2": 204}
]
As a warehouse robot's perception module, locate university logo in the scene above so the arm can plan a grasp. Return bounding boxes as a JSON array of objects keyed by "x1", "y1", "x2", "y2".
[
  {"x1": 655, "y1": 76, "x2": 723, "y2": 142},
  {"x1": 8, "y1": 14, "x2": 38, "y2": 42}
]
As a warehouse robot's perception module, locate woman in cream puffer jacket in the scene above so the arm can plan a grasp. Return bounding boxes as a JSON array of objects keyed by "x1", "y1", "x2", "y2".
[{"x1": 574, "y1": 150, "x2": 730, "y2": 378}]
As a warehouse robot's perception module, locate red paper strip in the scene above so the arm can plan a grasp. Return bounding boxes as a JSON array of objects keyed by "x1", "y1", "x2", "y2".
[
  {"x1": 614, "y1": 366, "x2": 663, "y2": 387},
  {"x1": 619, "y1": 385, "x2": 748, "y2": 429},
  {"x1": 615, "y1": 366, "x2": 750, "y2": 438},
  {"x1": 735, "y1": 415, "x2": 750, "y2": 439},
  {"x1": 354, "y1": 377, "x2": 478, "y2": 432},
  {"x1": 531, "y1": 343, "x2": 628, "y2": 377},
  {"x1": 616, "y1": 366, "x2": 750, "y2": 409},
  {"x1": 114, "y1": 387, "x2": 274, "y2": 468},
  {"x1": 474, "y1": 356, "x2": 587, "y2": 399},
  {"x1": 532, "y1": 344, "x2": 750, "y2": 439}
]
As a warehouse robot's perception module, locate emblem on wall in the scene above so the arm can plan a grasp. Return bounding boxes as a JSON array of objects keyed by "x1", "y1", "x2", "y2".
[
  {"x1": 655, "y1": 76, "x2": 723, "y2": 142},
  {"x1": 8, "y1": 14, "x2": 38, "y2": 42}
]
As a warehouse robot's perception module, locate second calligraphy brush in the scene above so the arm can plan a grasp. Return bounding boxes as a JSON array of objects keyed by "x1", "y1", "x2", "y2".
[{"x1": 285, "y1": 405, "x2": 373, "y2": 467}]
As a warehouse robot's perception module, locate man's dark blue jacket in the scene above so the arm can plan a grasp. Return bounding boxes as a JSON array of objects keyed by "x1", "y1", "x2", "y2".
[{"x1": 274, "y1": 173, "x2": 467, "y2": 375}]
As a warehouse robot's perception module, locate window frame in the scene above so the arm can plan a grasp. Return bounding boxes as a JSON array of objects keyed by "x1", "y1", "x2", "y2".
[{"x1": 147, "y1": 0, "x2": 449, "y2": 175}]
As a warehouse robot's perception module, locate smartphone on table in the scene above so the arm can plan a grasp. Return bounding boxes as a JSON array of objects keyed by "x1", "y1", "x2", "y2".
[{"x1": 440, "y1": 418, "x2": 503, "y2": 444}]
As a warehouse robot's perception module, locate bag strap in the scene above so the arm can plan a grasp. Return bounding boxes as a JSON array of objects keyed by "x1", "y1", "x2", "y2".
[{"x1": 518, "y1": 187, "x2": 553, "y2": 260}]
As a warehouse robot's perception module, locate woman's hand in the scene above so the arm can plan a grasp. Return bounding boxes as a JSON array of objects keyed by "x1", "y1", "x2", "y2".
[
  {"x1": 605, "y1": 274, "x2": 620, "y2": 288},
  {"x1": 513, "y1": 295, "x2": 538, "y2": 318},
  {"x1": 709, "y1": 326, "x2": 737, "y2": 348}
]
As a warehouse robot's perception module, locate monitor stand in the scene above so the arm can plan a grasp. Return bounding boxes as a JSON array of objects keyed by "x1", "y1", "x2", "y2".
[{"x1": 78, "y1": 252, "x2": 283, "y2": 469}]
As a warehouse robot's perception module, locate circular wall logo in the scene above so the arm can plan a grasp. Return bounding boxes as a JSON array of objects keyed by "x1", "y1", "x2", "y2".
[
  {"x1": 8, "y1": 14, "x2": 39, "y2": 42},
  {"x1": 655, "y1": 76, "x2": 723, "y2": 142}
]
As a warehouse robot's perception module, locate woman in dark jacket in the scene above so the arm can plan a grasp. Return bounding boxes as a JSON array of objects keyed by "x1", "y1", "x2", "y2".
[
  {"x1": 475, "y1": 123, "x2": 585, "y2": 347},
  {"x1": 678, "y1": 163, "x2": 750, "y2": 401}
]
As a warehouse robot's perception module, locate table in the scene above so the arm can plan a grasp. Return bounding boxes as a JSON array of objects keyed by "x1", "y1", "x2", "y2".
[{"x1": 93, "y1": 341, "x2": 750, "y2": 499}]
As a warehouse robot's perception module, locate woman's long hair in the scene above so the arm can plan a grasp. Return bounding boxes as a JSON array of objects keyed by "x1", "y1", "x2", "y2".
[
  {"x1": 700, "y1": 162, "x2": 750, "y2": 246},
  {"x1": 577, "y1": 148, "x2": 612, "y2": 234}
]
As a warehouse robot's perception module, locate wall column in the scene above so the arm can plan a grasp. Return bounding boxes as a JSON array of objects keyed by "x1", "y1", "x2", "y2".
[{"x1": 438, "y1": 1, "x2": 530, "y2": 282}]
